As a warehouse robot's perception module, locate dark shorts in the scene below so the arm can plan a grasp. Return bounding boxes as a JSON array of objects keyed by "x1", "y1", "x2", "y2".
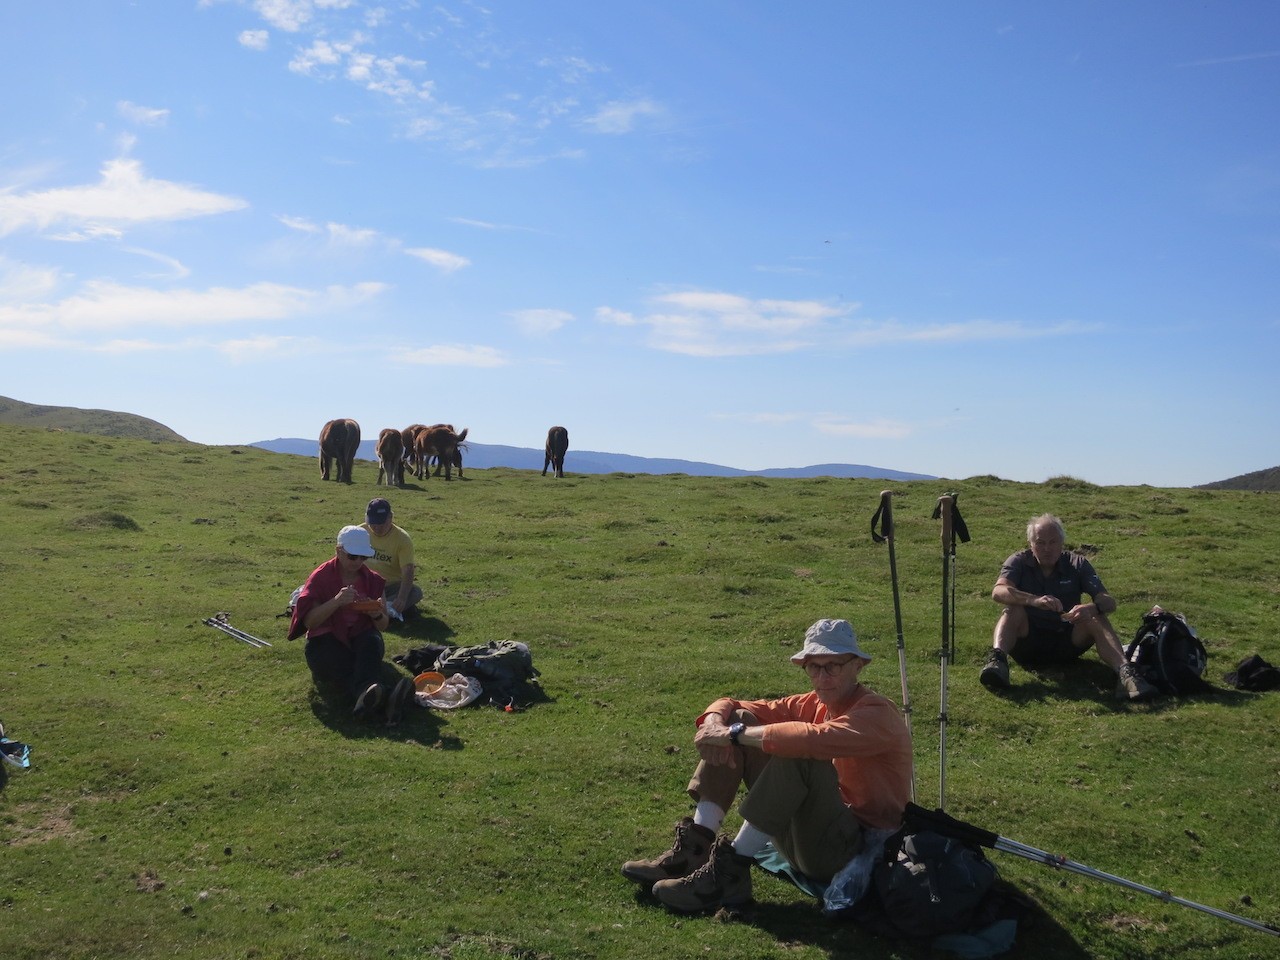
[{"x1": 1010, "y1": 620, "x2": 1087, "y2": 667}]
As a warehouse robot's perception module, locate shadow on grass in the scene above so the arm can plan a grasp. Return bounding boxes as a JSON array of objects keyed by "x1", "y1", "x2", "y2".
[
  {"x1": 628, "y1": 877, "x2": 1092, "y2": 960},
  {"x1": 307, "y1": 677, "x2": 464, "y2": 750},
  {"x1": 986, "y1": 659, "x2": 1254, "y2": 711}
]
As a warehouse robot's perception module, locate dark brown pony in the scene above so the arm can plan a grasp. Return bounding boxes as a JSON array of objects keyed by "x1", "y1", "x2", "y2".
[
  {"x1": 401, "y1": 424, "x2": 428, "y2": 476},
  {"x1": 319, "y1": 418, "x2": 361, "y2": 483},
  {"x1": 376, "y1": 428, "x2": 404, "y2": 487},
  {"x1": 414, "y1": 425, "x2": 468, "y2": 480},
  {"x1": 543, "y1": 425, "x2": 569, "y2": 478}
]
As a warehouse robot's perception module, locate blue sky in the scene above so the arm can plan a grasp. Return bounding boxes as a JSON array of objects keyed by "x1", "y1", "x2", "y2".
[{"x1": 2, "y1": 1, "x2": 1277, "y2": 486}]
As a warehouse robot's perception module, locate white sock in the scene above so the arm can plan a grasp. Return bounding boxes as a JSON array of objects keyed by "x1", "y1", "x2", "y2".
[
  {"x1": 731, "y1": 821, "x2": 771, "y2": 858},
  {"x1": 692, "y1": 801, "x2": 725, "y2": 833}
]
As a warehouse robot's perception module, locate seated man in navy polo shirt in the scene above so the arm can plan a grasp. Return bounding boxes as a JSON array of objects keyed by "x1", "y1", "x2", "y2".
[{"x1": 980, "y1": 513, "x2": 1156, "y2": 702}]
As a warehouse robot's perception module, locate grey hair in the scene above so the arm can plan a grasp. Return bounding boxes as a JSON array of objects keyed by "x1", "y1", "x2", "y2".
[{"x1": 1027, "y1": 514, "x2": 1065, "y2": 544}]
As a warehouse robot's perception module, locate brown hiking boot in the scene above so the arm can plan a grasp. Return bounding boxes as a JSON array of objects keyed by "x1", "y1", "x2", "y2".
[
  {"x1": 1116, "y1": 663, "x2": 1158, "y2": 702},
  {"x1": 980, "y1": 649, "x2": 1010, "y2": 690},
  {"x1": 621, "y1": 817, "x2": 714, "y2": 885},
  {"x1": 651, "y1": 836, "x2": 754, "y2": 913}
]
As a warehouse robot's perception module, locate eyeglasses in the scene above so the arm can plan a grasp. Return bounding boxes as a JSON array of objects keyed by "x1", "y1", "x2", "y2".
[
  {"x1": 803, "y1": 658, "x2": 855, "y2": 678},
  {"x1": 342, "y1": 551, "x2": 368, "y2": 563}
]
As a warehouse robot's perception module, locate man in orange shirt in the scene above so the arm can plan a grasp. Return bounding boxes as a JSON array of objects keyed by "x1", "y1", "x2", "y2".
[{"x1": 622, "y1": 618, "x2": 913, "y2": 913}]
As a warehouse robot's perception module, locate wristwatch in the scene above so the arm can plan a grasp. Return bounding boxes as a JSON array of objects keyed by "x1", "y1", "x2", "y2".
[{"x1": 728, "y1": 722, "x2": 746, "y2": 746}]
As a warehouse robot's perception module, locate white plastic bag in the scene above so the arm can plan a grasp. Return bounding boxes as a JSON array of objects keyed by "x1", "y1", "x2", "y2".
[{"x1": 416, "y1": 673, "x2": 482, "y2": 709}]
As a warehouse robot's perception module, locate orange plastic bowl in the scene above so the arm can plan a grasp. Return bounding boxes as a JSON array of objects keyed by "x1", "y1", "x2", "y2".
[{"x1": 414, "y1": 671, "x2": 445, "y2": 694}]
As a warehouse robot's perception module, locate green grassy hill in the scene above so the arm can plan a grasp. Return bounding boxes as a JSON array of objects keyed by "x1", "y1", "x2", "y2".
[
  {"x1": 1196, "y1": 466, "x2": 1280, "y2": 492},
  {"x1": 0, "y1": 395, "x2": 188, "y2": 443},
  {"x1": 0, "y1": 423, "x2": 1276, "y2": 960}
]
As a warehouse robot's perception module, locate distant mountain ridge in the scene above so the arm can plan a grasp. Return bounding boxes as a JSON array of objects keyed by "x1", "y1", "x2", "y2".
[
  {"x1": 248, "y1": 436, "x2": 937, "y2": 481},
  {"x1": 1194, "y1": 466, "x2": 1280, "y2": 492}
]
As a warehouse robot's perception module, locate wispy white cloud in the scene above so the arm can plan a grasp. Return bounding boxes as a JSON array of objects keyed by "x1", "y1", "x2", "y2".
[
  {"x1": 448, "y1": 216, "x2": 539, "y2": 233},
  {"x1": 404, "y1": 247, "x2": 470, "y2": 272},
  {"x1": 584, "y1": 98, "x2": 662, "y2": 134},
  {"x1": 841, "y1": 318, "x2": 1092, "y2": 347},
  {"x1": 122, "y1": 246, "x2": 192, "y2": 280},
  {"x1": 0, "y1": 279, "x2": 385, "y2": 334},
  {"x1": 254, "y1": 0, "x2": 314, "y2": 32},
  {"x1": 277, "y1": 213, "x2": 321, "y2": 233},
  {"x1": 597, "y1": 290, "x2": 851, "y2": 357},
  {"x1": 240, "y1": 1, "x2": 670, "y2": 165},
  {"x1": 712, "y1": 410, "x2": 913, "y2": 440},
  {"x1": 0, "y1": 256, "x2": 61, "y2": 302},
  {"x1": 813, "y1": 416, "x2": 913, "y2": 440},
  {"x1": 326, "y1": 222, "x2": 380, "y2": 246},
  {"x1": 595, "y1": 306, "x2": 635, "y2": 326},
  {"x1": 117, "y1": 100, "x2": 170, "y2": 126},
  {"x1": 289, "y1": 34, "x2": 434, "y2": 100},
  {"x1": 239, "y1": 29, "x2": 269, "y2": 50},
  {"x1": 216, "y1": 333, "x2": 299, "y2": 361},
  {"x1": 598, "y1": 290, "x2": 1090, "y2": 357},
  {"x1": 398, "y1": 344, "x2": 508, "y2": 366},
  {"x1": 0, "y1": 158, "x2": 247, "y2": 237},
  {"x1": 509, "y1": 308, "x2": 572, "y2": 336}
]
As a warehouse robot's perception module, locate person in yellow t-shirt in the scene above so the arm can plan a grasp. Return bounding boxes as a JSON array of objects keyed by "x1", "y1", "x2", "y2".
[{"x1": 360, "y1": 498, "x2": 423, "y2": 619}]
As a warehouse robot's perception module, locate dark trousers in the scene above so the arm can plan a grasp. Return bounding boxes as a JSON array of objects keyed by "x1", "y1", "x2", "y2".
[{"x1": 304, "y1": 630, "x2": 385, "y2": 700}]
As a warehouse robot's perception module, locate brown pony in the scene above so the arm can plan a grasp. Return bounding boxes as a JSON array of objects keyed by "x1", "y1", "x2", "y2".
[
  {"x1": 414, "y1": 425, "x2": 468, "y2": 480},
  {"x1": 376, "y1": 428, "x2": 404, "y2": 487},
  {"x1": 400, "y1": 424, "x2": 428, "y2": 476},
  {"x1": 543, "y1": 425, "x2": 569, "y2": 478},
  {"x1": 319, "y1": 418, "x2": 361, "y2": 483}
]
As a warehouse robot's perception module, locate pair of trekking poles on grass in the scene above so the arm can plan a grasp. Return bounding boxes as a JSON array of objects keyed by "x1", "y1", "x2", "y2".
[{"x1": 870, "y1": 490, "x2": 1278, "y2": 940}]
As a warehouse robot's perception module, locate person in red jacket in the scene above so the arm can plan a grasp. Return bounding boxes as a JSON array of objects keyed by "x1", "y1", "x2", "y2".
[
  {"x1": 622, "y1": 618, "x2": 913, "y2": 913},
  {"x1": 288, "y1": 525, "x2": 413, "y2": 724}
]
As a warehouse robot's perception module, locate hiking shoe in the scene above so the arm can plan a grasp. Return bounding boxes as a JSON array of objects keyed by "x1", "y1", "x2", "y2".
[
  {"x1": 652, "y1": 836, "x2": 754, "y2": 913},
  {"x1": 353, "y1": 683, "x2": 384, "y2": 720},
  {"x1": 980, "y1": 649, "x2": 1010, "y2": 690},
  {"x1": 1116, "y1": 663, "x2": 1158, "y2": 702},
  {"x1": 385, "y1": 677, "x2": 414, "y2": 727},
  {"x1": 622, "y1": 817, "x2": 715, "y2": 885}
]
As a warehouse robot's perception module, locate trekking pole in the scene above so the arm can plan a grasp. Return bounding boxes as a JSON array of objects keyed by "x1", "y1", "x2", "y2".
[
  {"x1": 937, "y1": 495, "x2": 953, "y2": 810},
  {"x1": 203, "y1": 613, "x2": 272, "y2": 648},
  {"x1": 903, "y1": 802, "x2": 1280, "y2": 939},
  {"x1": 871, "y1": 489, "x2": 915, "y2": 801},
  {"x1": 930, "y1": 494, "x2": 970, "y2": 811}
]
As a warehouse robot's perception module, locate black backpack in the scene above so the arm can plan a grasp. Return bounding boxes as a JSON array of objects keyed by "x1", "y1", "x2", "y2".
[
  {"x1": 866, "y1": 828, "x2": 999, "y2": 939},
  {"x1": 1125, "y1": 610, "x2": 1211, "y2": 694}
]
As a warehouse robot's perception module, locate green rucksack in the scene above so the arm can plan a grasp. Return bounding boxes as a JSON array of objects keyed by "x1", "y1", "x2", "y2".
[{"x1": 434, "y1": 641, "x2": 541, "y2": 708}]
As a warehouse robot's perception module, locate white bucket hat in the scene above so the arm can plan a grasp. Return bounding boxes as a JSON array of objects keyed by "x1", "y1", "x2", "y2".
[{"x1": 790, "y1": 618, "x2": 872, "y2": 663}]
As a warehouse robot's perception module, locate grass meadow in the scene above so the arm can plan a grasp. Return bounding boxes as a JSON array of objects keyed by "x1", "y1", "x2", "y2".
[{"x1": 1, "y1": 423, "x2": 1277, "y2": 960}]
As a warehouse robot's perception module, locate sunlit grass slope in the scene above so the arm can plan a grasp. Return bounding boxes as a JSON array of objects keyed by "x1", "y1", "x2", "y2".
[{"x1": 1, "y1": 424, "x2": 1277, "y2": 960}]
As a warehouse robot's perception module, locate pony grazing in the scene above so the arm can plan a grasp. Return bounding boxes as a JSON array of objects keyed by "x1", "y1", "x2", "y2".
[
  {"x1": 414, "y1": 425, "x2": 468, "y2": 480},
  {"x1": 543, "y1": 425, "x2": 569, "y2": 478},
  {"x1": 376, "y1": 428, "x2": 405, "y2": 487},
  {"x1": 319, "y1": 418, "x2": 361, "y2": 483}
]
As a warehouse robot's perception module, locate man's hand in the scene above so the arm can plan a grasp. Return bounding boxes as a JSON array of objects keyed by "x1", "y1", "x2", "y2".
[
  {"x1": 1031, "y1": 594, "x2": 1064, "y2": 614},
  {"x1": 694, "y1": 717, "x2": 737, "y2": 768}
]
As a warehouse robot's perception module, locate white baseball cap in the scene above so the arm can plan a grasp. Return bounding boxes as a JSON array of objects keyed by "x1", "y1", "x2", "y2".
[{"x1": 337, "y1": 525, "x2": 376, "y2": 557}]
